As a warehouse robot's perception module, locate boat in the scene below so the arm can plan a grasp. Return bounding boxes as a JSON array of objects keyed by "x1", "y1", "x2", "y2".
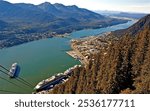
[
  {"x1": 34, "y1": 73, "x2": 68, "y2": 92},
  {"x1": 9, "y1": 63, "x2": 18, "y2": 78},
  {"x1": 34, "y1": 65, "x2": 82, "y2": 92}
]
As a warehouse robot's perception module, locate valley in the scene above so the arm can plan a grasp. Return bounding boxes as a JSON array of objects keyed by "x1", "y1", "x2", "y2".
[{"x1": 0, "y1": 1, "x2": 128, "y2": 49}]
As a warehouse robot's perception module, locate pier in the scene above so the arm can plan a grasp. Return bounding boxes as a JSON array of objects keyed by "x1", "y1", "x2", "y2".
[{"x1": 34, "y1": 65, "x2": 81, "y2": 93}]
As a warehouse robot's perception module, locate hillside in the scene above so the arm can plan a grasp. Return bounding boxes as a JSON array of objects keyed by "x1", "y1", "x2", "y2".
[
  {"x1": 112, "y1": 14, "x2": 150, "y2": 37},
  {"x1": 95, "y1": 11, "x2": 147, "y2": 19},
  {"x1": 49, "y1": 15, "x2": 150, "y2": 94},
  {"x1": 0, "y1": 20, "x2": 9, "y2": 30},
  {"x1": 0, "y1": 1, "x2": 55, "y2": 23},
  {"x1": 0, "y1": 1, "x2": 128, "y2": 48},
  {"x1": 112, "y1": 12, "x2": 147, "y2": 19}
]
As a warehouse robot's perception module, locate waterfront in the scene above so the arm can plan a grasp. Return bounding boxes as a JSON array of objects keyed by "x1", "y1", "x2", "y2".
[{"x1": 0, "y1": 20, "x2": 136, "y2": 93}]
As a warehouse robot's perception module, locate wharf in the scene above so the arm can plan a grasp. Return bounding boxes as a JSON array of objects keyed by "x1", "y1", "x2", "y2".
[
  {"x1": 34, "y1": 65, "x2": 82, "y2": 93},
  {"x1": 66, "y1": 50, "x2": 88, "y2": 65}
]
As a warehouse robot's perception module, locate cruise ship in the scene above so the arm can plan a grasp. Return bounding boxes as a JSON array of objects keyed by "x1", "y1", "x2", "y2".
[
  {"x1": 34, "y1": 73, "x2": 68, "y2": 92},
  {"x1": 34, "y1": 65, "x2": 82, "y2": 92},
  {"x1": 9, "y1": 63, "x2": 18, "y2": 78}
]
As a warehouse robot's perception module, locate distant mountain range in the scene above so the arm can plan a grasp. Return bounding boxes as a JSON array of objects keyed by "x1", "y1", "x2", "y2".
[
  {"x1": 0, "y1": 1, "x2": 107, "y2": 27},
  {"x1": 0, "y1": 1, "x2": 128, "y2": 48},
  {"x1": 95, "y1": 10, "x2": 147, "y2": 19},
  {"x1": 112, "y1": 14, "x2": 150, "y2": 37},
  {"x1": 113, "y1": 12, "x2": 147, "y2": 19}
]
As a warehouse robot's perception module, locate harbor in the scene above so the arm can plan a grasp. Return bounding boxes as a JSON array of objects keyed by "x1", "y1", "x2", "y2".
[
  {"x1": 34, "y1": 65, "x2": 81, "y2": 94},
  {"x1": 0, "y1": 20, "x2": 135, "y2": 94},
  {"x1": 34, "y1": 20, "x2": 136, "y2": 94},
  {"x1": 66, "y1": 33, "x2": 113, "y2": 66}
]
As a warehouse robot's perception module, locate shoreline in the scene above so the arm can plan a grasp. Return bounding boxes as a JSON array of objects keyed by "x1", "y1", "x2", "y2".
[
  {"x1": 66, "y1": 45, "x2": 89, "y2": 65},
  {"x1": 0, "y1": 20, "x2": 129, "y2": 49},
  {"x1": 33, "y1": 20, "x2": 135, "y2": 94},
  {"x1": 0, "y1": 18, "x2": 136, "y2": 94},
  {"x1": 34, "y1": 32, "x2": 113, "y2": 94},
  {"x1": 34, "y1": 65, "x2": 82, "y2": 94}
]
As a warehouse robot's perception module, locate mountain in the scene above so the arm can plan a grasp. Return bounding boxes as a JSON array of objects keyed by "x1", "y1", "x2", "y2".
[
  {"x1": 95, "y1": 10, "x2": 121, "y2": 16},
  {"x1": 37, "y1": 2, "x2": 107, "y2": 24},
  {"x1": 95, "y1": 10, "x2": 147, "y2": 19},
  {"x1": 113, "y1": 12, "x2": 147, "y2": 19},
  {"x1": 0, "y1": 1, "x2": 56, "y2": 24},
  {"x1": 0, "y1": 1, "x2": 128, "y2": 48},
  {"x1": 0, "y1": 1, "x2": 126, "y2": 26},
  {"x1": 0, "y1": 1, "x2": 106, "y2": 24},
  {"x1": 0, "y1": 20, "x2": 9, "y2": 29},
  {"x1": 50, "y1": 14, "x2": 150, "y2": 94},
  {"x1": 37, "y1": 2, "x2": 61, "y2": 15},
  {"x1": 53, "y1": 3, "x2": 106, "y2": 21},
  {"x1": 112, "y1": 14, "x2": 150, "y2": 37}
]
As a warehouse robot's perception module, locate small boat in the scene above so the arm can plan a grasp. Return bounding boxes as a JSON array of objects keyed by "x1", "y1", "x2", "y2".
[{"x1": 9, "y1": 63, "x2": 18, "y2": 78}]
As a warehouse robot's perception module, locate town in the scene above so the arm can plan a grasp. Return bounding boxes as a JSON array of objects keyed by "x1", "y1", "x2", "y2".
[{"x1": 67, "y1": 32, "x2": 115, "y2": 65}]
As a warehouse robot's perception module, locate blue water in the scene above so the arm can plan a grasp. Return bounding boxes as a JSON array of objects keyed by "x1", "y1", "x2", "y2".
[{"x1": 0, "y1": 20, "x2": 136, "y2": 93}]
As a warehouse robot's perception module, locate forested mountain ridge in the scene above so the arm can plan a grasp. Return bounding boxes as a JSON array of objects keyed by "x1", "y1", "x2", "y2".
[
  {"x1": 0, "y1": 20, "x2": 9, "y2": 30},
  {"x1": 112, "y1": 14, "x2": 150, "y2": 37},
  {"x1": 0, "y1": 1, "x2": 55, "y2": 23},
  {"x1": 38, "y1": 2, "x2": 106, "y2": 21},
  {"x1": 0, "y1": 1, "x2": 128, "y2": 48},
  {"x1": 114, "y1": 12, "x2": 146, "y2": 19},
  {"x1": 0, "y1": 1, "x2": 125, "y2": 27},
  {"x1": 50, "y1": 14, "x2": 150, "y2": 94}
]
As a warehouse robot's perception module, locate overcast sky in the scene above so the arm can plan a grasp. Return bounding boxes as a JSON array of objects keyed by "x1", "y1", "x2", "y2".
[{"x1": 5, "y1": 0, "x2": 150, "y2": 13}]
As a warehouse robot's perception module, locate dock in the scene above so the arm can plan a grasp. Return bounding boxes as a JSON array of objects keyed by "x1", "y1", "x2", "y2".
[
  {"x1": 34, "y1": 65, "x2": 82, "y2": 93},
  {"x1": 66, "y1": 42, "x2": 89, "y2": 65}
]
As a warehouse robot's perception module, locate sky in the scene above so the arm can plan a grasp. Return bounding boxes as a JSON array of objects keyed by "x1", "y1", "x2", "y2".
[{"x1": 5, "y1": 0, "x2": 150, "y2": 13}]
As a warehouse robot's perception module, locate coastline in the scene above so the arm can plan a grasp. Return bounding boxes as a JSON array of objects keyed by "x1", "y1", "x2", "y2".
[
  {"x1": 0, "y1": 19, "x2": 135, "y2": 93},
  {"x1": 33, "y1": 20, "x2": 137, "y2": 94},
  {"x1": 34, "y1": 32, "x2": 114, "y2": 94},
  {"x1": 66, "y1": 44, "x2": 89, "y2": 65},
  {"x1": 34, "y1": 65, "x2": 82, "y2": 94},
  {"x1": 0, "y1": 20, "x2": 129, "y2": 49}
]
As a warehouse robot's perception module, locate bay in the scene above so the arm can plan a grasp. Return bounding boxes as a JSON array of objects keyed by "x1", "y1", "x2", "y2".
[{"x1": 0, "y1": 20, "x2": 136, "y2": 93}]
